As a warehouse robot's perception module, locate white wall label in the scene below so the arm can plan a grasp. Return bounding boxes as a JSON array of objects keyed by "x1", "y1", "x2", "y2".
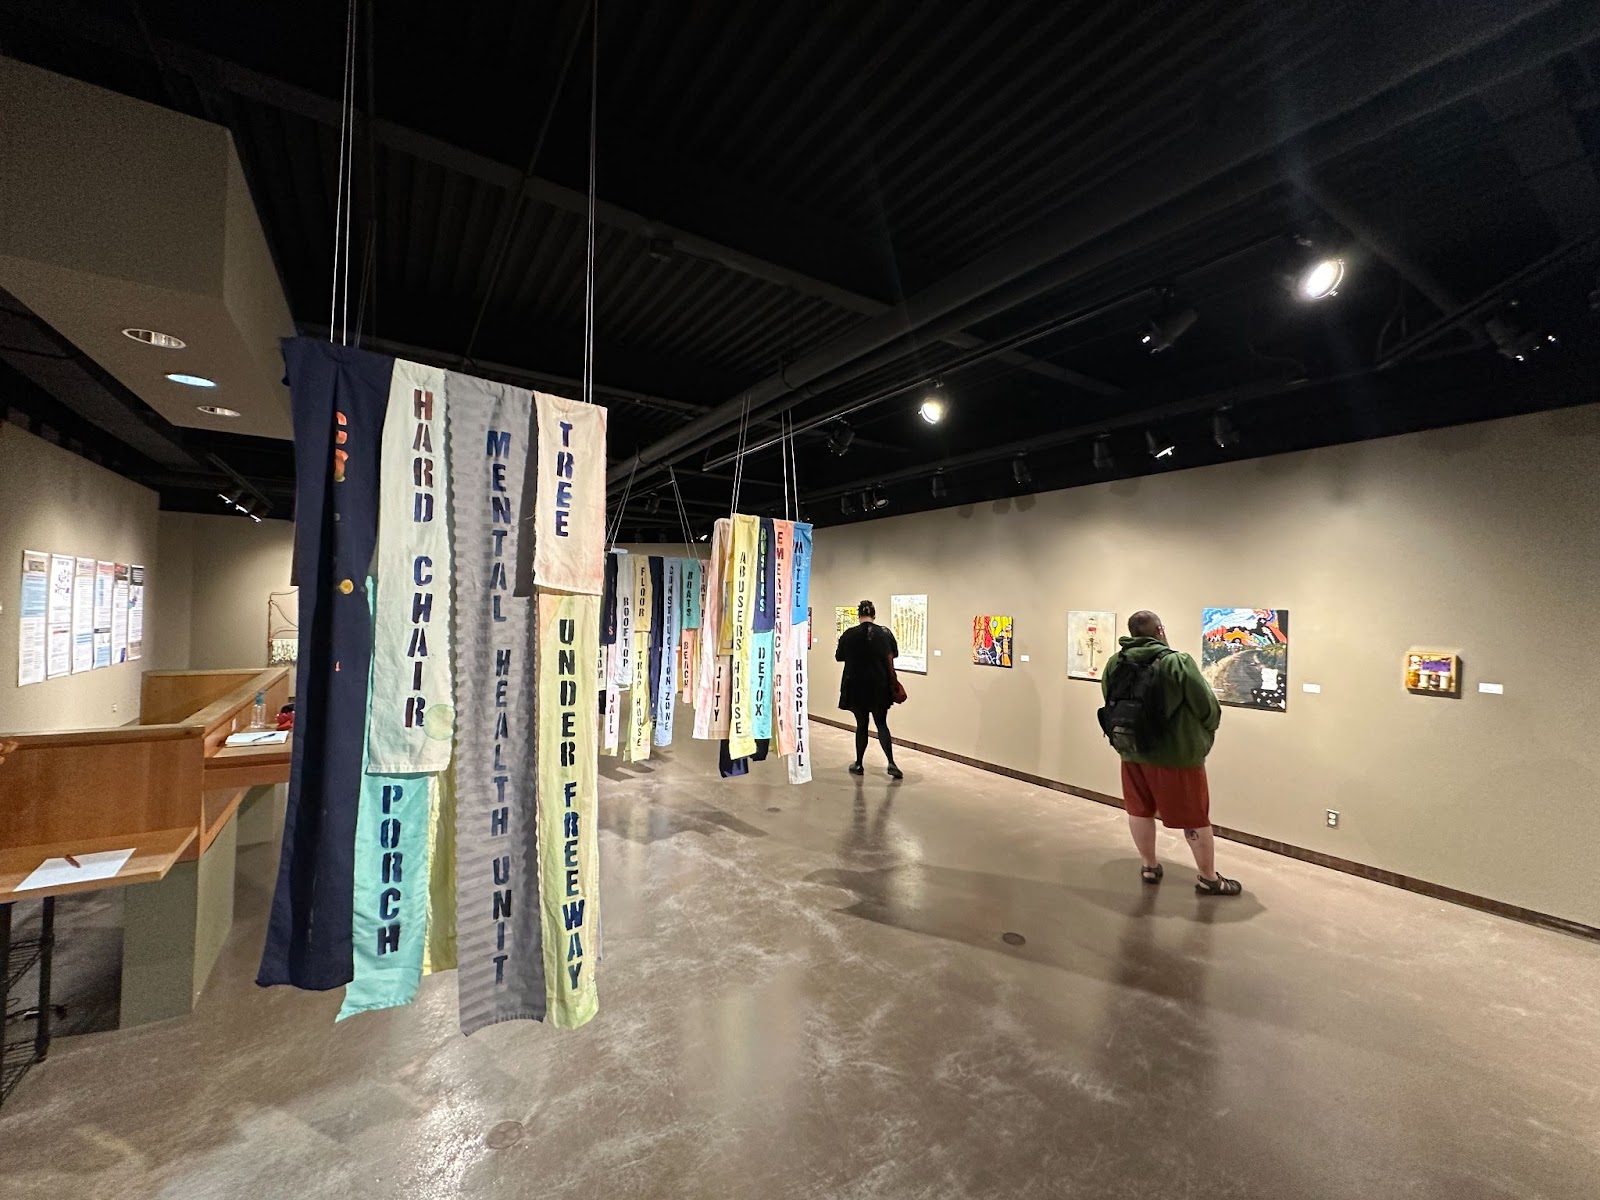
[
  {"x1": 933, "y1": 649, "x2": 942, "y2": 657},
  {"x1": 1478, "y1": 682, "x2": 1504, "y2": 695},
  {"x1": 1302, "y1": 683, "x2": 1322, "y2": 694},
  {"x1": 1020, "y1": 654, "x2": 1030, "y2": 663}
]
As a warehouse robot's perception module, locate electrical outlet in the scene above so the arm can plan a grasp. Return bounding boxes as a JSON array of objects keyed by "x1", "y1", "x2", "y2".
[
  {"x1": 1326, "y1": 809, "x2": 1340, "y2": 828},
  {"x1": 111, "y1": 703, "x2": 118, "y2": 714}
]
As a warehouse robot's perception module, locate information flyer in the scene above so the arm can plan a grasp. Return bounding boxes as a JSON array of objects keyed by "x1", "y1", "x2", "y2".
[
  {"x1": 72, "y1": 556, "x2": 96, "y2": 673},
  {"x1": 46, "y1": 553, "x2": 74, "y2": 679},
  {"x1": 128, "y1": 564, "x2": 145, "y2": 660},
  {"x1": 18, "y1": 550, "x2": 47, "y2": 687},
  {"x1": 111, "y1": 563, "x2": 130, "y2": 663},
  {"x1": 94, "y1": 560, "x2": 114, "y2": 668}
]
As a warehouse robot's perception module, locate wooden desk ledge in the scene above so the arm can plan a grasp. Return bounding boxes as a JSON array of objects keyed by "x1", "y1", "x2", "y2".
[{"x1": 0, "y1": 828, "x2": 197, "y2": 903}]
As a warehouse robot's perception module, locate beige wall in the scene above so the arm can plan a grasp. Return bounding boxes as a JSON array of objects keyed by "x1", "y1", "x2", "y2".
[
  {"x1": 153, "y1": 512, "x2": 294, "y2": 672},
  {"x1": 807, "y1": 405, "x2": 1600, "y2": 927},
  {"x1": 0, "y1": 423, "x2": 161, "y2": 731}
]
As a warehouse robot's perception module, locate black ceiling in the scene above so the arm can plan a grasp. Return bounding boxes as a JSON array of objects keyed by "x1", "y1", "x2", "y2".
[{"x1": 3, "y1": 0, "x2": 1599, "y2": 535}]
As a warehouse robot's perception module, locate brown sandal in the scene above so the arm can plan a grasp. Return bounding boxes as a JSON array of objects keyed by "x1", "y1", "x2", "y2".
[
  {"x1": 1140, "y1": 864, "x2": 1163, "y2": 885},
  {"x1": 1195, "y1": 874, "x2": 1242, "y2": 896}
]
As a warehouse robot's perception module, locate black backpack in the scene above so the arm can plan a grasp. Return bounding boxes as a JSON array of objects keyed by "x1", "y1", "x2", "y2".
[{"x1": 1097, "y1": 649, "x2": 1173, "y2": 755}]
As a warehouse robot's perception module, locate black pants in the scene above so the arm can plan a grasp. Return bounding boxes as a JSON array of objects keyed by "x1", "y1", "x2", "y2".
[{"x1": 852, "y1": 707, "x2": 895, "y2": 765}]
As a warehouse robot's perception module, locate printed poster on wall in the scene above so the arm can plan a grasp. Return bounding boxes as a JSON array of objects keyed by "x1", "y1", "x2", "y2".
[
  {"x1": 833, "y1": 605, "x2": 857, "y2": 641},
  {"x1": 111, "y1": 564, "x2": 130, "y2": 663},
  {"x1": 93, "y1": 560, "x2": 114, "y2": 668},
  {"x1": 1067, "y1": 610, "x2": 1117, "y2": 681},
  {"x1": 127, "y1": 565, "x2": 145, "y2": 661},
  {"x1": 46, "y1": 553, "x2": 75, "y2": 678},
  {"x1": 17, "y1": 550, "x2": 47, "y2": 686},
  {"x1": 71, "y1": 556, "x2": 95, "y2": 673},
  {"x1": 889, "y1": 594, "x2": 928, "y2": 675}
]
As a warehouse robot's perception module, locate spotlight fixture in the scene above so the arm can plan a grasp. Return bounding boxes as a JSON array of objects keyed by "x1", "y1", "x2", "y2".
[
  {"x1": 828, "y1": 421, "x2": 856, "y2": 457},
  {"x1": 841, "y1": 494, "x2": 857, "y2": 516},
  {"x1": 218, "y1": 487, "x2": 243, "y2": 509},
  {"x1": 166, "y1": 372, "x2": 217, "y2": 388},
  {"x1": 1140, "y1": 306, "x2": 1198, "y2": 354},
  {"x1": 1485, "y1": 315, "x2": 1552, "y2": 363},
  {"x1": 1296, "y1": 256, "x2": 1345, "y2": 301},
  {"x1": 1146, "y1": 429, "x2": 1176, "y2": 459},
  {"x1": 246, "y1": 501, "x2": 264, "y2": 524},
  {"x1": 1012, "y1": 455, "x2": 1032, "y2": 487},
  {"x1": 865, "y1": 488, "x2": 889, "y2": 511},
  {"x1": 931, "y1": 471, "x2": 947, "y2": 499},
  {"x1": 196, "y1": 404, "x2": 240, "y2": 418},
  {"x1": 1092, "y1": 436, "x2": 1115, "y2": 473},
  {"x1": 1211, "y1": 411, "x2": 1240, "y2": 449},
  {"x1": 697, "y1": 532, "x2": 709, "y2": 542},
  {"x1": 918, "y1": 381, "x2": 948, "y2": 425},
  {"x1": 644, "y1": 493, "x2": 661, "y2": 515},
  {"x1": 122, "y1": 327, "x2": 186, "y2": 349}
]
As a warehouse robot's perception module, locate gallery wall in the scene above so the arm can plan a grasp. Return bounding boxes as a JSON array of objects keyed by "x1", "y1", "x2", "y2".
[
  {"x1": 806, "y1": 404, "x2": 1600, "y2": 928},
  {"x1": 152, "y1": 512, "x2": 294, "y2": 674},
  {"x1": 0, "y1": 422, "x2": 161, "y2": 731}
]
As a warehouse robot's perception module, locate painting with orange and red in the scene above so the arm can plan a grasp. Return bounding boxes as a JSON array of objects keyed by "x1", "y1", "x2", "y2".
[
  {"x1": 972, "y1": 614, "x2": 1013, "y2": 668},
  {"x1": 1201, "y1": 607, "x2": 1289, "y2": 710}
]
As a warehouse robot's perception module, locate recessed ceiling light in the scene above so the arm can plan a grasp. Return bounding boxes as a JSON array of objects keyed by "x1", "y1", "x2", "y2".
[
  {"x1": 167, "y1": 372, "x2": 217, "y2": 388},
  {"x1": 1296, "y1": 257, "x2": 1345, "y2": 301},
  {"x1": 122, "y1": 327, "x2": 186, "y2": 349},
  {"x1": 197, "y1": 404, "x2": 241, "y2": 417}
]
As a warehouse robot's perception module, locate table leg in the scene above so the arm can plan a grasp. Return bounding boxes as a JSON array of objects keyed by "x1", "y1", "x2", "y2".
[{"x1": 35, "y1": 898, "x2": 54, "y2": 1061}]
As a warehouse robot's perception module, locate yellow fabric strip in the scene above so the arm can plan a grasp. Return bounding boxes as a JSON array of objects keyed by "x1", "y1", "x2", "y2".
[{"x1": 727, "y1": 513, "x2": 759, "y2": 759}]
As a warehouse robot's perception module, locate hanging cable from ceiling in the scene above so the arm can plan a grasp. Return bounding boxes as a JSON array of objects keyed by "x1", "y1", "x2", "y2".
[
  {"x1": 582, "y1": 0, "x2": 599, "y2": 416},
  {"x1": 667, "y1": 465, "x2": 699, "y2": 554},
  {"x1": 328, "y1": 0, "x2": 359, "y2": 344}
]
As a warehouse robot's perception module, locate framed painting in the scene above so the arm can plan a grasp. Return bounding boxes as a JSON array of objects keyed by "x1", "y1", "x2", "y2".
[
  {"x1": 889, "y1": 594, "x2": 928, "y2": 674},
  {"x1": 1067, "y1": 610, "x2": 1117, "y2": 681},
  {"x1": 1200, "y1": 608, "x2": 1288, "y2": 711},
  {"x1": 972, "y1": 615, "x2": 1013, "y2": 668}
]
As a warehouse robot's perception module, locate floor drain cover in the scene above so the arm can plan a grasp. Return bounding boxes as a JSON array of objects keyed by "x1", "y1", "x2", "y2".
[
  {"x1": 1001, "y1": 932, "x2": 1026, "y2": 946},
  {"x1": 485, "y1": 1121, "x2": 525, "y2": 1149}
]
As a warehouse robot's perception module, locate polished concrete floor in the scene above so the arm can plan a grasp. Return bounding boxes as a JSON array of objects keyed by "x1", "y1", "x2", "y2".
[{"x1": 2, "y1": 724, "x2": 1598, "y2": 1199}]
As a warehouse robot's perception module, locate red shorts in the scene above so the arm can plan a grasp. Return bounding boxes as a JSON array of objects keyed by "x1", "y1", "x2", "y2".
[{"x1": 1121, "y1": 762, "x2": 1211, "y2": 829}]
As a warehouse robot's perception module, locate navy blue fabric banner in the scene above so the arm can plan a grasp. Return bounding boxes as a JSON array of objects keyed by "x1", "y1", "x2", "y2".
[
  {"x1": 647, "y1": 555, "x2": 665, "y2": 718},
  {"x1": 259, "y1": 338, "x2": 392, "y2": 991},
  {"x1": 601, "y1": 551, "x2": 619, "y2": 646},
  {"x1": 754, "y1": 519, "x2": 776, "y2": 634}
]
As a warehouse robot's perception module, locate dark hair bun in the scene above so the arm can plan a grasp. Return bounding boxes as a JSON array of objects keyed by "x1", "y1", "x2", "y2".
[{"x1": 857, "y1": 600, "x2": 876, "y2": 617}]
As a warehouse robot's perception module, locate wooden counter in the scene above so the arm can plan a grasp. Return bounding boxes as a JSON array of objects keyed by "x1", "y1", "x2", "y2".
[{"x1": 0, "y1": 828, "x2": 196, "y2": 903}]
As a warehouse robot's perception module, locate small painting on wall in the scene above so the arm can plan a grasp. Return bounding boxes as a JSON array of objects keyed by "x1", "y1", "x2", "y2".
[
  {"x1": 1201, "y1": 607, "x2": 1288, "y2": 711},
  {"x1": 1067, "y1": 610, "x2": 1117, "y2": 681},
  {"x1": 972, "y1": 615, "x2": 1013, "y2": 668},
  {"x1": 834, "y1": 605, "x2": 858, "y2": 640}
]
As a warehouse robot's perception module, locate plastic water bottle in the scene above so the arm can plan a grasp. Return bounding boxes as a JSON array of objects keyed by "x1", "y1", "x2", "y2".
[{"x1": 251, "y1": 690, "x2": 268, "y2": 730}]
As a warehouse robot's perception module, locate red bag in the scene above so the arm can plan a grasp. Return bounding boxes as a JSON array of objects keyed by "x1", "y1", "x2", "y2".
[{"x1": 888, "y1": 654, "x2": 907, "y2": 705}]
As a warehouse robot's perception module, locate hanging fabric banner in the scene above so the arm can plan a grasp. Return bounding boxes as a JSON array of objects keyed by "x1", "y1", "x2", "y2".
[
  {"x1": 531, "y1": 391, "x2": 607, "y2": 596},
  {"x1": 751, "y1": 520, "x2": 776, "y2": 742},
  {"x1": 447, "y1": 373, "x2": 545, "y2": 1033},
  {"x1": 792, "y1": 521, "x2": 814, "y2": 617},
  {"x1": 693, "y1": 520, "x2": 729, "y2": 739},
  {"x1": 259, "y1": 339, "x2": 391, "y2": 992},
  {"x1": 771, "y1": 520, "x2": 796, "y2": 757},
  {"x1": 727, "y1": 514, "x2": 760, "y2": 759},
  {"x1": 535, "y1": 592, "x2": 601, "y2": 1027},
  {"x1": 341, "y1": 583, "x2": 432, "y2": 1020},
  {"x1": 679, "y1": 628, "x2": 698, "y2": 704},
  {"x1": 647, "y1": 556, "x2": 666, "y2": 728},
  {"x1": 681, "y1": 557, "x2": 703, "y2": 630},
  {"x1": 632, "y1": 553, "x2": 654, "y2": 636},
  {"x1": 627, "y1": 629, "x2": 653, "y2": 761},
  {"x1": 423, "y1": 770, "x2": 457, "y2": 974},
  {"x1": 368, "y1": 358, "x2": 454, "y2": 774},
  {"x1": 610, "y1": 552, "x2": 634, "y2": 688},
  {"x1": 603, "y1": 679, "x2": 622, "y2": 754},
  {"x1": 787, "y1": 617, "x2": 813, "y2": 785},
  {"x1": 655, "y1": 558, "x2": 681, "y2": 745},
  {"x1": 601, "y1": 550, "x2": 620, "y2": 645}
]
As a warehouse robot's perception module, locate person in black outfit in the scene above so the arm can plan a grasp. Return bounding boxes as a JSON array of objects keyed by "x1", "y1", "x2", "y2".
[{"x1": 836, "y1": 600, "x2": 903, "y2": 779}]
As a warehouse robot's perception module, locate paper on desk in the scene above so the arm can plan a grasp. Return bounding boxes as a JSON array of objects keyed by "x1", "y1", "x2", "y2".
[
  {"x1": 223, "y1": 729, "x2": 289, "y2": 747},
  {"x1": 17, "y1": 848, "x2": 135, "y2": 892}
]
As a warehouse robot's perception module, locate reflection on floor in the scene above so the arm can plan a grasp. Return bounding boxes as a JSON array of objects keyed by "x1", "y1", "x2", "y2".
[{"x1": 2, "y1": 723, "x2": 1596, "y2": 1199}]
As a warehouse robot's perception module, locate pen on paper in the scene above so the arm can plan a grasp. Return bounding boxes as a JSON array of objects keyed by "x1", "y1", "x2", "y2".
[{"x1": 65, "y1": 854, "x2": 81, "y2": 867}]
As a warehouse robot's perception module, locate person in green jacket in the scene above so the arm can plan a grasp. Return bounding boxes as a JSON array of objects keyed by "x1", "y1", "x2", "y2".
[{"x1": 1100, "y1": 610, "x2": 1241, "y2": 896}]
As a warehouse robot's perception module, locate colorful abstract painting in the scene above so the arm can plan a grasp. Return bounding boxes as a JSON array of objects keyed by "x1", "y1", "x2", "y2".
[
  {"x1": 1200, "y1": 607, "x2": 1288, "y2": 711},
  {"x1": 972, "y1": 615, "x2": 1013, "y2": 668},
  {"x1": 890, "y1": 594, "x2": 928, "y2": 674},
  {"x1": 1067, "y1": 610, "x2": 1117, "y2": 681}
]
